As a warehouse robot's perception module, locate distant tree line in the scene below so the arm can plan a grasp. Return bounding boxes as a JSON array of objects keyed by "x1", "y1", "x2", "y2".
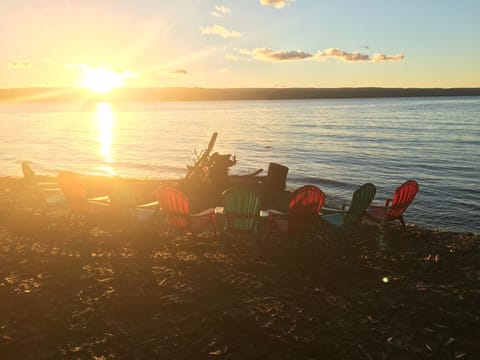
[{"x1": 1, "y1": 87, "x2": 479, "y2": 102}]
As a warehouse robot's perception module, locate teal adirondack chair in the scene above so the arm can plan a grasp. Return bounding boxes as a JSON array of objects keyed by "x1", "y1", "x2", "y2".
[
  {"x1": 321, "y1": 183, "x2": 376, "y2": 235},
  {"x1": 218, "y1": 186, "x2": 264, "y2": 241}
]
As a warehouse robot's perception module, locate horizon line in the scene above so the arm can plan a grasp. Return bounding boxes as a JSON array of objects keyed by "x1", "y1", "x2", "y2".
[{"x1": 1, "y1": 86, "x2": 479, "y2": 103}]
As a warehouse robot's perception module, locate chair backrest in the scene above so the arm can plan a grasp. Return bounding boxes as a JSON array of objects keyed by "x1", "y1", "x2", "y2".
[
  {"x1": 288, "y1": 185, "x2": 325, "y2": 234},
  {"x1": 21, "y1": 161, "x2": 36, "y2": 183},
  {"x1": 264, "y1": 163, "x2": 289, "y2": 191},
  {"x1": 344, "y1": 183, "x2": 376, "y2": 225},
  {"x1": 109, "y1": 180, "x2": 137, "y2": 220},
  {"x1": 57, "y1": 171, "x2": 89, "y2": 214},
  {"x1": 388, "y1": 180, "x2": 419, "y2": 218},
  {"x1": 222, "y1": 186, "x2": 263, "y2": 233},
  {"x1": 156, "y1": 186, "x2": 191, "y2": 229}
]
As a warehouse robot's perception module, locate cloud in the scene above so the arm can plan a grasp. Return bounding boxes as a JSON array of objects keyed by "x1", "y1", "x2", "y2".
[
  {"x1": 158, "y1": 69, "x2": 189, "y2": 78},
  {"x1": 240, "y1": 48, "x2": 313, "y2": 61},
  {"x1": 316, "y1": 48, "x2": 370, "y2": 62},
  {"x1": 171, "y1": 69, "x2": 188, "y2": 75},
  {"x1": 7, "y1": 61, "x2": 32, "y2": 69},
  {"x1": 372, "y1": 53, "x2": 405, "y2": 62},
  {"x1": 238, "y1": 47, "x2": 405, "y2": 63},
  {"x1": 260, "y1": 0, "x2": 294, "y2": 9},
  {"x1": 200, "y1": 24, "x2": 242, "y2": 38},
  {"x1": 211, "y1": 5, "x2": 231, "y2": 17}
]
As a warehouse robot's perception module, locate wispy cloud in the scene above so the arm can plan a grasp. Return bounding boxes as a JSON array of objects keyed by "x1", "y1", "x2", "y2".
[
  {"x1": 316, "y1": 48, "x2": 370, "y2": 62},
  {"x1": 260, "y1": 0, "x2": 294, "y2": 9},
  {"x1": 158, "y1": 69, "x2": 189, "y2": 78},
  {"x1": 201, "y1": 24, "x2": 242, "y2": 38},
  {"x1": 237, "y1": 47, "x2": 405, "y2": 63},
  {"x1": 171, "y1": 69, "x2": 188, "y2": 75},
  {"x1": 372, "y1": 53, "x2": 405, "y2": 62},
  {"x1": 241, "y1": 48, "x2": 313, "y2": 61},
  {"x1": 211, "y1": 5, "x2": 231, "y2": 17},
  {"x1": 7, "y1": 61, "x2": 32, "y2": 69}
]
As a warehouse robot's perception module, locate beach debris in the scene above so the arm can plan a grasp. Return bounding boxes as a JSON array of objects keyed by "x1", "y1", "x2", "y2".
[{"x1": 184, "y1": 132, "x2": 237, "y2": 191}]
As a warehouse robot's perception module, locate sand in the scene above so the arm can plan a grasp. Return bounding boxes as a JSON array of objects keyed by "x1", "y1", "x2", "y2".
[{"x1": 0, "y1": 176, "x2": 479, "y2": 359}]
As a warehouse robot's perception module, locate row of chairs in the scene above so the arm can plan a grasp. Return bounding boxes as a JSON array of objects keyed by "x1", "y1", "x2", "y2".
[
  {"x1": 154, "y1": 180, "x2": 419, "y2": 242},
  {"x1": 217, "y1": 180, "x2": 418, "y2": 242},
  {"x1": 17, "y1": 163, "x2": 419, "y2": 241}
]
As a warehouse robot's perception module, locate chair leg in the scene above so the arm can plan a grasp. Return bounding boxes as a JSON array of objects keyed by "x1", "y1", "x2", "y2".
[
  {"x1": 399, "y1": 216, "x2": 407, "y2": 230},
  {"x1": 211, "y1": 219, "x2": 218, "y2": 242}
]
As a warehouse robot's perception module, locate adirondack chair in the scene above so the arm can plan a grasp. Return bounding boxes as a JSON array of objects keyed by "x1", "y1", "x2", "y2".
[
  {"x1": 366, "y1": 180, "x2": 419, "y2": 229},
  {"x1": 266, "y1": 185, "x2": 325, "y2": 242},
  {"x1": 18, "y1": 161, "x2": 64, "y2": 213},
  {"x1": 155, "y1": 186, "x2": 217, "y2": 240},
  {"x1": 56, "y1": 171, "x2": 109, "y2": 218},
  {"x1": 216, "y1": 186, "x2": 265, "y2": 241},
  {"x1": 321, "y1": 183, "x2": 376, "y2": 234},
  {"x1": 108, "y1": 180, "x2": 158, "y2": 225}
]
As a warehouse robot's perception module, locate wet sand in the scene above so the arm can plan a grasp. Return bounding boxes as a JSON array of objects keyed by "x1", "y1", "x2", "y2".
[{"x1": 0, "y1": 176, "x2": 479, "y2": 359}]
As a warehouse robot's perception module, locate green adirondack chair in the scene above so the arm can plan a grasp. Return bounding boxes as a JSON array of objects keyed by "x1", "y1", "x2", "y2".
[
  {"x1": 218, "y1": 186, "x2": 265, "y2": 241},
  {"x1": 108, "y1": 179, "x2": 158, "y2": 226},
  {"x1": 321, "y1": 183, "x2": 376, "y2": 233}
]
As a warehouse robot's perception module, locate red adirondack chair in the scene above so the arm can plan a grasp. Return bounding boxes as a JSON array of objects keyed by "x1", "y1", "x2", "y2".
[
  {"x1": 57, "y1": 171, "x2": 109, "y2": 217},
  {"x1": 366, "y1": 180, "x2": 419, "y2": 229},
  {"x1": 267, "y1": 185, "x2": 325, "y2": 241},
  {"x1": 155, "y1": 186, "x2": 217, "y2": 240}
]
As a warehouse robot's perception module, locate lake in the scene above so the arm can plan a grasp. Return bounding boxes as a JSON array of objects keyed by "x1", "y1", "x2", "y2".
[{"x1": 0, "y1": 96, "x2": 479, "y2": 233}]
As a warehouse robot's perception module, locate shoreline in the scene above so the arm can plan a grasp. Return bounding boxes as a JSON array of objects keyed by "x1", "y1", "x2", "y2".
[{"x1": 1, "y1": 174, "x2": 477, "y2": 236}]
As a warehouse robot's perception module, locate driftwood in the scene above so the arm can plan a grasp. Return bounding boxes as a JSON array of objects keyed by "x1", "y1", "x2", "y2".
[
  {"x1": 185, "y1": 132, "x2": 218, "y2": 181},
  {"x1": 184, "y1": 132, "x2": 236, "y2": 193}
]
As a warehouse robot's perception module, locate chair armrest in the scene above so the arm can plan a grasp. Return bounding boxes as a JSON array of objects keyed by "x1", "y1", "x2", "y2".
[
  {"x1": 321, "y1": 207, "x2": 345, "y2": 215},
  {"x1": 264, "y1": 209, "x2": 287, "y2": 222},
  {"x1": 137, "y1": 201, "x2": 159, "y2": 209},
  {"x1": 88, "y1": 195, "x2": 109, "y2": 202},
  {"x1": 36, "y1": 182, "x2": 58, "y2": 186},
  {"x1": 260, "y1": 210, "x2": 271, "y2": 218},
  {"x1": 215, "y1": 206, "x2": 225, "y2": 215},
  {"x1": 192, "y1": 208, "x2": 215, "y2": 217},
  {"x1": 368, "y1": 202, "x2": 386, "y2": 209}
]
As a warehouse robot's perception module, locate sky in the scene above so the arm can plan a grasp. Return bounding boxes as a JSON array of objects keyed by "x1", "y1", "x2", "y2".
[{"x1": 1, "y1": 0, "x2": 479, "y2": 89}]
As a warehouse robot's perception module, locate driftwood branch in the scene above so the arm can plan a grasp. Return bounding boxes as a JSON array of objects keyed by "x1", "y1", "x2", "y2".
[{"x1": 185, "y1": 132, "x2": 218, "y2": 180}]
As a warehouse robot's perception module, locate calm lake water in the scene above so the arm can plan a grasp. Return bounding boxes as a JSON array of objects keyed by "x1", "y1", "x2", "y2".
[{"x1": 0, "y1": 97, "x2": 479, "y2": 233}]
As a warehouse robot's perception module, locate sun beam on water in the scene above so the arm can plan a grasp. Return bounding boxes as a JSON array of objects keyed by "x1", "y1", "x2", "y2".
[{"x1": 96, "y1": 102, "x2": 116, "y2": 176}]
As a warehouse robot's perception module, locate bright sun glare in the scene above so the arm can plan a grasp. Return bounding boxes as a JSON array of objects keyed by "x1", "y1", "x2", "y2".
[{"x1": 80, "y1": 65, "x2": 131, "y2": 94}]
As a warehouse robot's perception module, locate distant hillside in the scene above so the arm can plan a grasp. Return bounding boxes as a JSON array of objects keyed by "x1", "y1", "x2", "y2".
[{"x1": 1, "y1": 87, "x2": 479, "y2": 102}]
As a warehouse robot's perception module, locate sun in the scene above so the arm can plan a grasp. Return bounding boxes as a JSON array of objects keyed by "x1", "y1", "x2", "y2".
[{"x1": 79, "y1": 65, "x2": 131, "y2": 94}]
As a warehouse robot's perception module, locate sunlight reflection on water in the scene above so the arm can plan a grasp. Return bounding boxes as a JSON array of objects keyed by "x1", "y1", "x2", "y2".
[{"x1": 96, "y1": 103, "x2": 115, "y2": 176}]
